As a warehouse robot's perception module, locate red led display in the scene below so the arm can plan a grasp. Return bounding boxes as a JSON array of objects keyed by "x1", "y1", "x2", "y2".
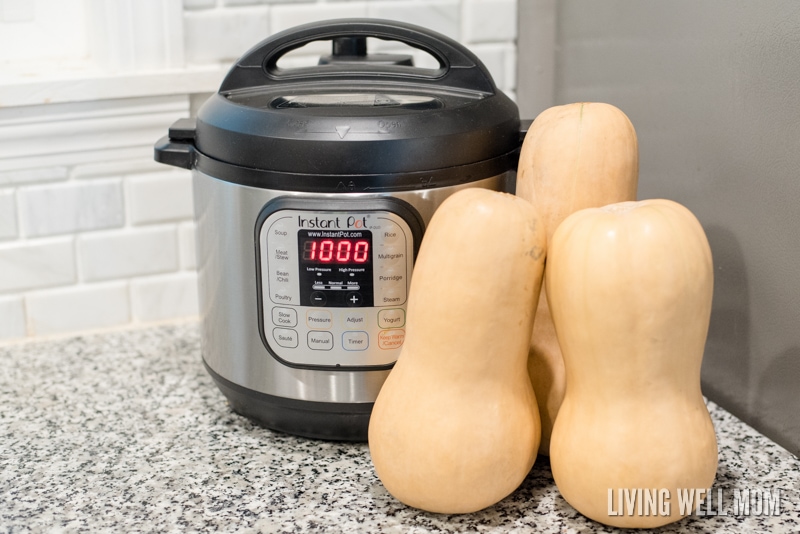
[{"x1": 302, "y1": 239, "x2": 370, "y2": 264}]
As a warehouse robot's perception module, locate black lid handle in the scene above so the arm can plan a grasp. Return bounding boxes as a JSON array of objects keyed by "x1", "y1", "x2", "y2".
[{"x1": 218, "y1": 18, "x2": 497, "y2": 95}]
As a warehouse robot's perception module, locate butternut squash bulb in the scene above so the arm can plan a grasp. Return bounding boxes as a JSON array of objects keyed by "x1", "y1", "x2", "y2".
[
  {"x1": 547, "y1": 199, "x2": 717, "y2": 529},
  {"x1": 368, "y1": 188, "x2": 546, "y2": 514},
  {"x1": 516, "y1": 102, "x2": 639, "y2": 455}
]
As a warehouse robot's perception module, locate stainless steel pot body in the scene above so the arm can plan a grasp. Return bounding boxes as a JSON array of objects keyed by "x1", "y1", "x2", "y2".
[{"x1": 193, "y1": 170, "x2": 512, "y2": 410}]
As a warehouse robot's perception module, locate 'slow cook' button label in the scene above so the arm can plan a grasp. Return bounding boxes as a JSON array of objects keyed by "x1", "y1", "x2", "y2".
[
  {"x1": 273, "y1": 328, "x2": 298, "y2": 349},
  {"x1": 308, "y1": 331, "x2": 334, "y2": 351},
  {"x1": 272, "y1": 307, "x2": 297, "y2": 327},
  {"x1": 378, "y1": 329, "x2": 405, "y2": 350}
]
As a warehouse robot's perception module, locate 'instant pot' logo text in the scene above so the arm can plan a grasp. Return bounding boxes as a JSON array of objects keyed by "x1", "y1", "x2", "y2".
[{"x1": 298, "y1": 215, "x2": 368, "y2": 229}]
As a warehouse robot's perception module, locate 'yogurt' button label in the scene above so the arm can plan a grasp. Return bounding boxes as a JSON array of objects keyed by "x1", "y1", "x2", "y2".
[{"x1": 378, "y1": 308, "x2": 405, "y2": 329}]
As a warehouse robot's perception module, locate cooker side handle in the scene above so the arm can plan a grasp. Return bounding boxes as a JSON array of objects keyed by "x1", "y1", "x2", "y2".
[{"x1": 154, "y1": 118, "x2": 197, "y2": 170}]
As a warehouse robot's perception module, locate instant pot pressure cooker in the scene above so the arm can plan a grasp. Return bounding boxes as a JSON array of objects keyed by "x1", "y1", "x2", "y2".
[{"x1": 155, "y1": 19, "x2": 526, "y2": 441}]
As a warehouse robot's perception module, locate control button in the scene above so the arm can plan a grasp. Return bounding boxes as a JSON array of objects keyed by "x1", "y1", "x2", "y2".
[
  {"x1": 272, "y1": 245, "x2": 291, "y2": 262},
  {"x1": 378, "y1": 329, "x2": 405, "y2": 350},
  {"x1": 342, "y1": 331, "x2": 369, "y2": 351},
  {"x1": 272, "y1": 286, "x2": 296, "y2": 304},
  {"x1": 273, "y1": 328, "x2": 298, "y2": 348},
  {"x1": 378, "y1": 286, "x2": 405, "y2": 306},
  {"x1": 377, "y1": 270, "x2": 405, "y2": 287},
  {"x1": 378, "y1": 308, "x2": 405, "y2": 329},
  {"x1": 270, "y1": 220, "x2": 290, "y2": 238},
  {"x1": 308, "y1": 331, "x2": 334, "y2": 351},
  {"x1": 273, "y1": 268, "x2": 291, "y2": 284},
  {"x1": 306, "y1": 310, "x2": 333, "y2": 329},
  {"x1": 343, "y1": 311, "x2": 366, "y2": 329},
  {"x1": 309, "y1": 291, "x2": 327, "y2": 306},
  {"x1": 272, "y1": 307, "x2": 297, "y2": 327},
  {"x1": 374, "y1": 246, "x2": 405, "y2": 266},
  {"x1": 380, "y1": 226, "x2": 402, "y2": 245},
  {"x1": 346, "y1": 292, "x2": 364, "y2": 307}
]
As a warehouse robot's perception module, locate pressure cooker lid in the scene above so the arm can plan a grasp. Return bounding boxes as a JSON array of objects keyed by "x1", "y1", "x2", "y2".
[{"x1": 191, "y1": 19, "x2": 521, "y2": 176}]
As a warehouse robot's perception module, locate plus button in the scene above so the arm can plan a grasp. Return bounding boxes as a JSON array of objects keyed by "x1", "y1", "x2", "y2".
[{"x1": 346, "y1": 292, "x2": 363, "y2": 307}]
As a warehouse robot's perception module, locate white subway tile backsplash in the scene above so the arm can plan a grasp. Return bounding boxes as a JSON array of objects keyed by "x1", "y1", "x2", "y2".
[
  {"x1": 78, "y1": 226, "x2": 179, "y2": 282},
  {"x1": 183, "y1": 0, "x2": 216, "y2": 9},
  {"x1": 0, "y1": 167, "x2": 69, "y2": 186},
  {"x1": 0, "y1": 147, "x2": 154, "y2": 178},
  {"x1": 127, "y1": 171, "x2": 194, "y2": 225},
  {"x1": 26, "y1": 282, "x2": 130, "y2": 336},
  {"x1": 71, "y1": 157, "x2": 164, "y2": 180},
  {"x1": 469, "y1": 43, "x2": 516, "y2": 92},
  {"x1": 178, "y1": 221, "x2": 197, "y2": 270},
  {"x1": 270, "y1": 2, "x2": 369, "y2": 35},
  {"x1": 462, "y1": 0, "x2": 516, "y2": 44},
  {"x1": 0, "y1": 96, "x2": 190, "y2": 163},
  {"x1": 19, "y1": 179, "x2": 125, "y2": 238},
  {"x1": 131, "y1": 272, "x2": 199, "y2": 322},
  {"x1": 367, "y1": 1, "x2": 461, "y2": 41},
  {"x1": 0, "y1": 238, "x2": 76, "y2": 293},
  {"x1": 184, "y1": 7, "x2": 270, "y2": 64},
  {"x1": 0, "y1": 0, "x2": 518, "y2": 340},
  {"x1": 0, "y1": 296, "x2": 26, "y2": 339},
  {"x1": 0, "y1": 189, "x2": 18, "y2": 240}
]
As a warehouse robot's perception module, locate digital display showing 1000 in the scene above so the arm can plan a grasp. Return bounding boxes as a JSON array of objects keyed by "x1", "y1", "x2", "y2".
[{"x1": 300, "y1": 232, "x2": 372, "y2": 264}]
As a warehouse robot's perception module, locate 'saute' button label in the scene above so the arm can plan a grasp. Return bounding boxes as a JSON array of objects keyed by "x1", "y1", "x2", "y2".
[{"x1": 273, "y1": 328, "x2": 298, "y2": 348}]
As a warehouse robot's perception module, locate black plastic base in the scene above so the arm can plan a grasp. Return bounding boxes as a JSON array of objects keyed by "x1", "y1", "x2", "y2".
[{"x1": 204, "y1": 361, "x2": 373, "y2": 442}]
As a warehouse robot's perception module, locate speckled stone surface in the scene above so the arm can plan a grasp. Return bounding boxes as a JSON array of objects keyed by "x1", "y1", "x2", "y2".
[{"x1": 1, "y1": 321, "x2": 798, "y2": 533}]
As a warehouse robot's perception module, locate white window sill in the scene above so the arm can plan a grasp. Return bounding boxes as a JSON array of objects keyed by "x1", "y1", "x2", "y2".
[{"x1": 0, "y1": 62, "x2": 229, "y2": 107}]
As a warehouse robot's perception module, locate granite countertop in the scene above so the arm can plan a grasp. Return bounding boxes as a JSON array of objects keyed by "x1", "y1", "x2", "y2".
[{"x1": 1, "y1": 321, "x2": 798, "y2": 533}]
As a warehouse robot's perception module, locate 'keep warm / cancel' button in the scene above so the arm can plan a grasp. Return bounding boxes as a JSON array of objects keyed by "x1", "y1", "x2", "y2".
[{"x1": 378, "y1": 329, "x2": 405, "y2": 350}]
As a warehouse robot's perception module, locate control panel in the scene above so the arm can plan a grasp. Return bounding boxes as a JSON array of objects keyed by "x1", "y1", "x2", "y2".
[{"x1": 256, "y1": 198, "x2": 421, "y2": 369}]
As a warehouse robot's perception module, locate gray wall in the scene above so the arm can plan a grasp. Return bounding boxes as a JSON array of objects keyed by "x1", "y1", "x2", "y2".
[{"x1": 518, "y1": 0, "x2": 800, "y2": 456}]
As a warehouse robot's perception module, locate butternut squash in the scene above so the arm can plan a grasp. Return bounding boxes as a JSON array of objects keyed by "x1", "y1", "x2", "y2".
[
  {"x1": 517, "y1": 102, "x2": 639, "y2": 455},
  {"x1": 547, "y1": 199, "x2": 717, "y2": 529},
  {"x1": 368, "y1": 188, "x2": 546, "y2": 514}
]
